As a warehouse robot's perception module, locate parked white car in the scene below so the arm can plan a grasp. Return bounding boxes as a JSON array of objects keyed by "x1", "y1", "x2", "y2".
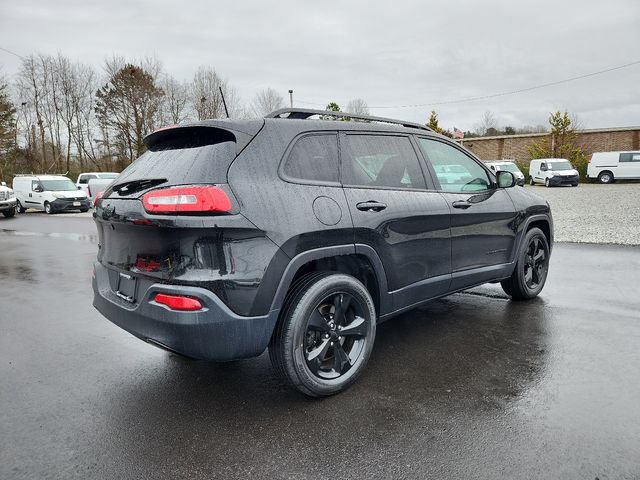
[
  {"x1": 529, "y1": 159, "x2": 580, "y2": 187},
  {"x1": 586, "y1": 151, "x2": 640, "y2": 184},
  {"x1": 13, "y1": 175, "x2": 91, "y2": 214},
  {"x1": 76, "y1": 172, "x2": 118, "y2": 196},
  {"x1": 485, "y1": 160, "x2": 525, "y2": 186},
  {"x1": 0, "y1": 181, "x2": 17, "y2": 218}
]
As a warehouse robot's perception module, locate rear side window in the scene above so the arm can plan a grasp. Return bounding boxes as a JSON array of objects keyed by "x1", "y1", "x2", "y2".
[
  {"x1": 342, "y1": 135, "x2": 426, "y2": 189},
  {"x1": 282, "y1": 134, "x2": 339, "y2": 184},
  {"x1": 620, "y1": 152, "x2": 640, "y2": 162}
]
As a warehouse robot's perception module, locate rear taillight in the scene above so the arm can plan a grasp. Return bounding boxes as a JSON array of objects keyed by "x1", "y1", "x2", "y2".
[
  {"x1": 154, "y1": 293, "x2": 203, "y2": 311},
  {"x1": 142, "y1": 186, "x2": 231, "y2": 214},
  {"x1": 588, "y1": 154, "x2": 593, "y2": 164},
  {"x1": 93, "y1": 191, "x2": 103, "y2": 208}
]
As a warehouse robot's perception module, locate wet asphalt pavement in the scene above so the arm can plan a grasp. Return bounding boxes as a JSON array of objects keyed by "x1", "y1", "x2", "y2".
[{"x1": 1, "y1": 213, "x2": 639, "y2": 479}]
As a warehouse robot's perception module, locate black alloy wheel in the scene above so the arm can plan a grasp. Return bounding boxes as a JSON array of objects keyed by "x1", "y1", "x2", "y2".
[
  {"x1": 303, "y1": 291, "x2": 369, "y2": 379},
  {"x1": 501, "y1": 227, "x2": 550, "y2": 300},
  {"x1": 523, "y1": 236, "x2": 547, "y2": 290},
  {"x1": 269, "y1": 272, "x2": 376, "y2": 397}
]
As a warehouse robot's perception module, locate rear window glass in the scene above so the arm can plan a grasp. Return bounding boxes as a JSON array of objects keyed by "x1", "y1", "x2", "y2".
[
  {"x1": 342, "y1": 135, "x2": 426, "y2": 189},
  {"x1": 282, "y1": 134, "x2": 339, "y2": 183},
  {"x1": 111, "y1": 141, "x2": 236, "y2": 197}
]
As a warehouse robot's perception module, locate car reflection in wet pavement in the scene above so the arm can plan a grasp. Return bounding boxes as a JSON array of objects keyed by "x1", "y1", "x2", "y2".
[{"x1": 1, "y1": 214, "x2": 639, "y2": 479}]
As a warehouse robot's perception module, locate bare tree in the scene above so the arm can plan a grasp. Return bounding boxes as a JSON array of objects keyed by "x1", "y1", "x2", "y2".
[
  {"x1": 191, "y1": 67, "x2": 226, "y2": 120},
  {"x1": 160, "y1": 75, "x2": 190, "y2": 125},
  {"x1": 17, "y1": 55, "x2": 48, "y2": 169},
  {"x1": 249, "y1": 87, "x2": 285, "y2": 118},
  {"x1": 190, "y1": 66, "x2": 241, "y2": 119},
  {"x1": 346, "y1": 98, "x2": 370, "y2": 117},
  {"x1": 474, "y1": 110, "x2": 498, "y2": 136}
]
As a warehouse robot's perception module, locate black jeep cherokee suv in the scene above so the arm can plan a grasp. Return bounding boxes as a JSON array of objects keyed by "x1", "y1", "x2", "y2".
[{"x1": 93, "y1": 108, "x2": 552, "y2": 397}]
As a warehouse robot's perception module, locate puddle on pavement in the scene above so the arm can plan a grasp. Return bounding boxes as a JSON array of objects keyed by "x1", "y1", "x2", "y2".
[{"x1": 0, "y1": 228, "x2": 97, "y2": 244}]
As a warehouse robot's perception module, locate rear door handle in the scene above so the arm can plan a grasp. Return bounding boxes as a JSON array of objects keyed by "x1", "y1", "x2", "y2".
[
  {"x1": 356, "y1": 201, "x2": 387, "y2": 212},
  {"x1": 452, "y1": 200, "x2": 472, "y2": 209}
]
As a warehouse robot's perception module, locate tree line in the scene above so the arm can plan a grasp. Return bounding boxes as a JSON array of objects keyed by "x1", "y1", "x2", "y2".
[
  {"x1": 0, "y1": 54, "x2": 294, "y2": 179},
  {"x1": 0, "y1": 52, "x2": 576, "y2": 181}
]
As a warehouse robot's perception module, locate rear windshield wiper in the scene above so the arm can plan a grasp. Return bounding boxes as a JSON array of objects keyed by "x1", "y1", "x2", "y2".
[{"x1": 110, "y1": 178, "x2": 168, "y2": 196}]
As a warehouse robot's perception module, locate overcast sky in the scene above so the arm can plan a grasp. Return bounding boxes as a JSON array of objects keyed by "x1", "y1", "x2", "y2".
[{"x1": 1, "y1": 0, "x2": 639, "y2": 131}]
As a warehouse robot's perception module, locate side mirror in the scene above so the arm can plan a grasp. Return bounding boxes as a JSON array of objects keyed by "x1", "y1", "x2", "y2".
[
  {"x1": 34, "y1": 186, "x2": 43, "y2": 193},
  {"x1": 540, "y1": 165, "x2": 547, "y2": 171},
  {"x1": 497, "y1": 170, "x2": 515, "y2": 188},
  {"x1": 77, "y1": 186, "x2": 82, "y2": 190}
]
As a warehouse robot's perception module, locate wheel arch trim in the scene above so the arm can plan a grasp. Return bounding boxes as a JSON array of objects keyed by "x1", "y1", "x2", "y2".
[{"x1": 269, "y1": 244, "x2": 391, "y2": 316}]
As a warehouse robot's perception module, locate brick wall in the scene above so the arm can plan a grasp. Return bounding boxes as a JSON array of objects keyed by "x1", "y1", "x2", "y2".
[{"x1": 459, "y1": 127, "x2": 640, "y2": 165}]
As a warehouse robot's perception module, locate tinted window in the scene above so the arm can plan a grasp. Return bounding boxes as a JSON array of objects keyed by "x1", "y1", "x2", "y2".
[
  {"x1": 79, "y1": 174, "x2": 97, "y2": 184},
  {"x1": 342, "y1": 135, "x2": 426, "y2": 189},
  {"x1": 282, "y1": 134, "x2": 339, "y2": 183},
  {"x1": 418, "y1": 138, "x2": 490, "y2": 192},
  {"x1": 620, "y1": 152, "x2": 640, "y2": 162},
  {"x1": 109, "y1": 142, "x2": 236, "y2": 198}
]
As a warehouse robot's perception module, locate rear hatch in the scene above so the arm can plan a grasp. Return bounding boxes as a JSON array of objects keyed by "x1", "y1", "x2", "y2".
[{"x1": 95, "y1": 123, "x2": 263, "y2": 295}]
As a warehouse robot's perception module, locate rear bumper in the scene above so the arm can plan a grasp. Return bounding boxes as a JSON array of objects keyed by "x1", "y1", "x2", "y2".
[{"x1": 92, "y1": 262, "x2": 279, "y2": 361}]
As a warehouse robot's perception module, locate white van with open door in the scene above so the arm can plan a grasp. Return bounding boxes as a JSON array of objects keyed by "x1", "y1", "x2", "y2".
[{"x1": 586, "y1": 151, "x2": 640, "y2": 184}]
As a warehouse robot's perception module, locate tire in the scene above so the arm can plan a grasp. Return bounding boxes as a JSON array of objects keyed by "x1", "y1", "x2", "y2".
[
  {"x1": 571, "y1": 183, "x2": 578, "y2": 187},
  {"x1": 44, "y1": 202, "x2": 53, "y2": 214},
  {"x1": 597, "y1": 171, "x2": 614, "y2": 184},
  {"x1": 2, "y1": 207, "x2": 15, "y2": 218},
  {"x1": 544, "y1": 178, "x2": 550, "y2": 187},
  {"x1": 269, "y1": 272, "x2": 377, "y2": 397},
  {"x1": 80, "y1": 208, "x2": 89, "y2": 213},
  {"x1": 501, "y1": 227, "x2": 550, "y2": 300},
  {"x1": 529, "y1": 176, "x2": 535, "y2": 186},
  {"x1": 15, "y1": 200, "x2": 25, "y2": 214}
]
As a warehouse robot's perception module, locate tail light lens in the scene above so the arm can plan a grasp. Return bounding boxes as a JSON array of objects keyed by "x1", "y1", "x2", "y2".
[
  {"x1": 142, "y1": 186, "x2": 231, "y2": 214},
  {"x1": 588, "y1": 154, "x2": 593, "y2": 164},
  {"x1": 93, "y1": 191, "x2": 103, "y2": 208},
  {"x1": 154, "y1": 293, "x2": 203, "y2": 311}
]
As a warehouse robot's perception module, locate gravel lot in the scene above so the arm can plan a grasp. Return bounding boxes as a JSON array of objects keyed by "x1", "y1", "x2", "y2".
[
  {"x1": 13, "y1": 183, "x2": 640, "y2": 245},
  {"x1": 524, "y1": 183, "x2": 640, "y2": 245}
]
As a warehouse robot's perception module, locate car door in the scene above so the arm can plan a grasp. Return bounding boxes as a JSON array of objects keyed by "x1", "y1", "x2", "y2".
[
  {"x1": 416, "y1": 137, "x2": 518, "y2": 290},
  {"x1": 533, "y1": 161, "x2": 548, "y2": 183},
  {"x1": 28, "y1": 180, "x2": 44, "y2": 210},
  {"x1": 340, "y1": 132, "x2": 451, "y2": 310}
]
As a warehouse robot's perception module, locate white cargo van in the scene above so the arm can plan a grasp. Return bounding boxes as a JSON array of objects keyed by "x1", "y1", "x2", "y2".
[
  {"x1": 586, "y1": 151, "x2": 640, "y2": 184},
  {"x1": 528, "y1": 158, "x2": 579, "y2": 187},
  {"x1": 13, "y1": 175, "x2": 90, "y2": 214}
]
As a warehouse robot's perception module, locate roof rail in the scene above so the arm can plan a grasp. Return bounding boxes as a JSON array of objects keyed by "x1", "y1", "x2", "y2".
[{"x1": 265, "y1": 108, "x2": 433, "y2": 132}]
